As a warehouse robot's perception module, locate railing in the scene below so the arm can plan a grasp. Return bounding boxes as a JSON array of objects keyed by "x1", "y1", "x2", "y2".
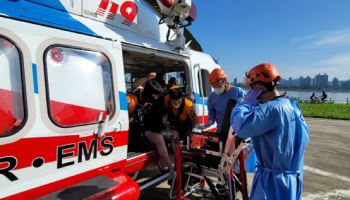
[
  {"x1": 330, "y1": 98, "x2": 349, "y2": 104},
  {"x1": 292, "y1": 97, "x2": 349, "y2": 104}
]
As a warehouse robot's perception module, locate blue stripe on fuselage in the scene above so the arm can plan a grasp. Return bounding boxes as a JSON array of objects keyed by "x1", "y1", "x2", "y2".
[
  {"x1": 0, "y1": 0, "x2": 97, "y2": 36},
  {"x1": 193, "y1": 92, "x2": 208, "y2": 106},
  {"x1": 32, "y1": 64, "x2": 39, "y2": 94},
  {"x1": 119, "y1": 91, "x2": 128, "y2": 111}
]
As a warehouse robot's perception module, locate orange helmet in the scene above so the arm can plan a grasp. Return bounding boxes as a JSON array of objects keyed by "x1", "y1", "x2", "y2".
[
  {"x1": 209, "y1": 68, "x2": 227, "y2": 85},
  {"x1": 245, "y1": 63, "x2": 281, "y2": 86},
  {"x1": 126, "y1": 94, "x2": 137, "y2": 114}
]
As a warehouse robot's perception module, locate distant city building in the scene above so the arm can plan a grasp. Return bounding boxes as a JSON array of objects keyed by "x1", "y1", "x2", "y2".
[
  {"x1": 297, "y1": 76, "x2": 303, "y2": 87},
  {"x1": 233, "y1": 78, "x2": 238, "y2": 85},
  {"x1": 305, "y1": 76, "x2": 312, "y2": 87},
  {"x1": 297, "y1": 76, "x2": 311, "y2": 88},
  {"x1": 276, "y1": 73, "x2": 348, "y2": 90},
  {"x1": 311, "y1": 78, "x2": 315, "y2": 86},
  {"x1": 342, "y1": 79, "x2": 350, "y2": 90},
  {"x1": 280, "y1": 79, "x2": 288, "y2": 86},
  {"x1": 315, "y1": 73, "x2": 328, "y2": 89},
  {"x1": 332, "y1": 78, "x2": 339, "y2": 89}
]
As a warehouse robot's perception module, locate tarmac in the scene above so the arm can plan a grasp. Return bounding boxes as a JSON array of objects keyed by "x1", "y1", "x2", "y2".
[
  {"x1": 139, "y1": 118, "x2": 350, "y2": 200},
  {"x1": 302, "y1": 118, "x2": 350, "y2": 200}
]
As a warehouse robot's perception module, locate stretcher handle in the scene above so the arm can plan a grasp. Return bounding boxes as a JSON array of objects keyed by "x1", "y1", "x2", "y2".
[{"x1": 188, "y1": 131, "x2": 224, "y2": 140}]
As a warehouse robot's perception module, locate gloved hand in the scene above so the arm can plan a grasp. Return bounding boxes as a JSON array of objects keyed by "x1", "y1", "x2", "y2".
[{"x1": 242, "y1": 88, "x2": 262, "y2": 106}]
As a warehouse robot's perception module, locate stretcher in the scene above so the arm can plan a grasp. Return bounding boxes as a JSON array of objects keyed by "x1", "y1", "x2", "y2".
[{"x1": 170, "y1": 99, "x2": 251, "y2": 200}]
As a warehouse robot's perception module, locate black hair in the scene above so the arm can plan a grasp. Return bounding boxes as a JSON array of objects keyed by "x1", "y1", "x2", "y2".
[
  {"x1": 168, "y1": 88, "x2": 183, "y2": 100},
  {"x1": 143, "y1": 80, "x2": 164, "y2": 102},
  {"x1": 168, "y1": 77, "x2": 177, "y2": 85},
  {"x1": 155, "y1": 74, "x2": 166, "y2": 88},
  {"x1": 261, "y1": 78, "x2": 280, "y2": 91}
]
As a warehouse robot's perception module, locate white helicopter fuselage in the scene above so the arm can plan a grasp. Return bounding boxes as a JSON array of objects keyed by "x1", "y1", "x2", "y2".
[{"x1": 0, "y1": 0, "x2": 218, "y2": 199}]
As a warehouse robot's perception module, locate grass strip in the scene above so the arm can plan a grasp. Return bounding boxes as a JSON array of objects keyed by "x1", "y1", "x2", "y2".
[{"x1": 299, "y1": 103, "x2": 350, "y2": 120}]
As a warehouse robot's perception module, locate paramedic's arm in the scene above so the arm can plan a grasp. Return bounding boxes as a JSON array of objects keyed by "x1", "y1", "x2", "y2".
[{"x1": 230, "y1": 103, "x2": 278, "y2": 138}]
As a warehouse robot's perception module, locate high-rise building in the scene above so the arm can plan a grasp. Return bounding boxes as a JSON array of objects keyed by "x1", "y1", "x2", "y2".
[
  {"x1": 332, "y1": 77, "x2": 339, "y2": 89},
  {"x1": 315, "y1": 73, "x2": 328, "y2": 89},
  {"x1": 233, "y1": 78, "x2": 238, "y2": 85},
  {"x1": 297, "y1": 76, "x2": 311, "y2": 88},
  {"x1": 297, "y1": 76, "x2": 303, "y2": 87},
  {"x1": 280, "y1": 79, "x2": 288, "y2": 86},
  {"x1": 305, "y1": 76, "x2": 311, "y2": 87},
  {"x1": 342, "y1": 79, "x2": 350, "y2": 90}
]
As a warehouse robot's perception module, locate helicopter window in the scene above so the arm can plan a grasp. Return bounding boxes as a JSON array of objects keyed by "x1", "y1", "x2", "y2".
[
  {"x1": 198, "y1": 69, "x2": 211, "y2": 97},
  {"x1": 165, "y1": 71, "x2": 186, "y2": 88},
  {"x1": 44, "y1": 46, "x2": 115, "y2": 127},
  {"x1": 0, "y1": 36, "x2": 26, "y2": 137}
]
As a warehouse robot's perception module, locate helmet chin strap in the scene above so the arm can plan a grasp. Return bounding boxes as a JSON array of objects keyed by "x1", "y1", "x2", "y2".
[{"x1": 263, "y1": 81, "x2": 278, "y2": 91}]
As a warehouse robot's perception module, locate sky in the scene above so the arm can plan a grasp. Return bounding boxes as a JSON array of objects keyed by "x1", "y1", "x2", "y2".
[{"x1": 188, "y1": 0, "x2": 350, "y2": 82}]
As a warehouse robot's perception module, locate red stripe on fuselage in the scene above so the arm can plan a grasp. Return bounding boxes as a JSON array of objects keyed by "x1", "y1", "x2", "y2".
[
  {"x1": 2, "y1": 160, "x2": 126, "y2": 200},
  {"x1": 0, "y1": 131, "x2": 128, "y2": 170},
  {"x1": 50, "y1": 100, "x2": 107, "y2": 126}
]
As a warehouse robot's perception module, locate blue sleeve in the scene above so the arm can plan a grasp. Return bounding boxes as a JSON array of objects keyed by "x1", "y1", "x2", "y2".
[
  {"x1": 237, "y1": 87, "x2": 247, "y2": 98},
  {"x1": 207, "y1": 95, "x2": 216, "y2": 123},
  {"x1": 233, "y1": 87, "x2": 246, "y2": 104},
  {"x1": 230, "y1": 103, "x2": 278, "y2": 138}
]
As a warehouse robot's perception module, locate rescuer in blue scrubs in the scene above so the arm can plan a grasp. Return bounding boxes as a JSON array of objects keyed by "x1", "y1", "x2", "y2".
[
  {"x1": 197, "y1": 68, "x2": 246, "y2": 132},
  {"x1": 231, "y1": 63, "x2": 310, "y2": 200},
  {"x1": 196, "y1": 68, "x2": 248, "y2": 194}
]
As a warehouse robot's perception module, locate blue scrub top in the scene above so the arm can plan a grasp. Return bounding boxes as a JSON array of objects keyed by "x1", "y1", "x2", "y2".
[
  {"x1": 231, "y1": 97, "x2": 310, "y2": 200},
  {"x1": 208, "y1": 86, "x2": 246, "y2": 132}
]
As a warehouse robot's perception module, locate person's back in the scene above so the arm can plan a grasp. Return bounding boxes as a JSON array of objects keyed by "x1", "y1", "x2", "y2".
[
  {"x1": 233, "y1": 97, "x2": 309, "y2": 199},
  {"x1": 141, "y1": 79, "x2": 166, "y2": 134},
  {"x1": 231, "y1": 63, "x2": 309, "y2": 200},
  {"x1": 167, "y1": 77, "x2": 177, "y2": 89}
]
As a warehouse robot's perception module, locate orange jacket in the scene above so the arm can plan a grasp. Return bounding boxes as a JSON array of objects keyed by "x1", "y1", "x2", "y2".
[{"x1": 164, "y1": 95, "x2": 198, "y2": 125}]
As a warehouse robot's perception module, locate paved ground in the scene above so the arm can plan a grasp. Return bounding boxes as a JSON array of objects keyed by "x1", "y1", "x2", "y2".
[
  {"x1": 302, "y1": 118, "x2": 350, "y2": 200},
  {"x1": 139, "y1": 118, "x2": 350, "y2": 200}
]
